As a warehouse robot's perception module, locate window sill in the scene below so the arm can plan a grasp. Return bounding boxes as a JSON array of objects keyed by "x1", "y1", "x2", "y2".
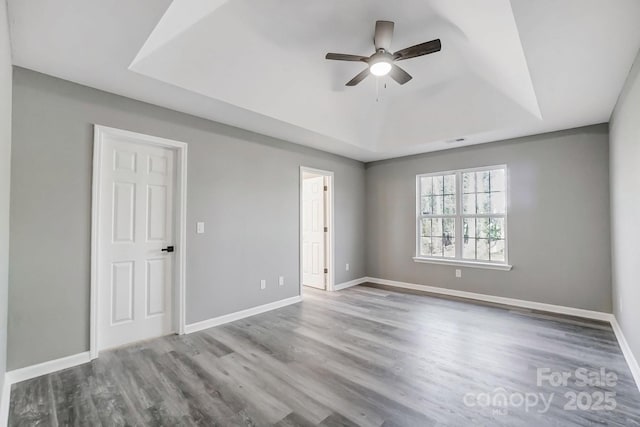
[{"x1": 412, "y1": 257, "x2": 513, "y2": 271}]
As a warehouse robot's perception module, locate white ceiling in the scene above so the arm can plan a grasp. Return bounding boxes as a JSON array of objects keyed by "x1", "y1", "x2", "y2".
[{"x1": 7, "y1": 0, "x2": 640, "y2": 161}]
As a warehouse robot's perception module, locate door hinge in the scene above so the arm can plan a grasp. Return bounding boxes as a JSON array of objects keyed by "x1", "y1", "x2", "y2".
[
  {"x1": 324, "y1": 185, "x2": 328, "y2": 191},
  {"x1": 324, "y1": 226, "x2": 328, "y2": 232},
  {"x1": 324, "y1": 268, "x2": 328, "y2": 274}
]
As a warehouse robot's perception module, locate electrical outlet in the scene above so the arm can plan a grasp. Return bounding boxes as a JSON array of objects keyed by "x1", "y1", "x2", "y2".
[
  {"x1": 455, "y1": 269, "x2": 462, "y2": 278},
  {"x1": 279, "y1": 276, "x2": 284, "y2": 286},
  {"x1": 346, "y1": 263, "x2": 350, "y2": 271},
  {"x1": 260, "y1": 279, "x2": 266, "y2": 290}
]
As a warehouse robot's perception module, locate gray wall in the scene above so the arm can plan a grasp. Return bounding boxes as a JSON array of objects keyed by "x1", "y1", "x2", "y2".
[
  {"x1": 7, "y1": 66, "x2": 618, "y2": 371},
  {"x1": 610, "y1": 49, "x2": 640, "y2": 364},
  {"x1": 366, "y1": 125, "x2": 612, "y2": 312},
  {"x1": 8, "y1": 67, "x2": 365, "y2": 370},
  {"x1": 0, "y1": 0, "x2": 12, "y2": 401}
]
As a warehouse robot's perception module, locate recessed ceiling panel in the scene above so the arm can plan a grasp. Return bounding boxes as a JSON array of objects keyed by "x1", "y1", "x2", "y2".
[{"x1": 130, "y1": 0, "x2": 542, "y2": 151}]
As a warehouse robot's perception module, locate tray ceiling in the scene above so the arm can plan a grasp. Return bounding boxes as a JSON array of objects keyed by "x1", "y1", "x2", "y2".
[{"x1": 8, "y1": 0, "x2": 640, "y2": 161}]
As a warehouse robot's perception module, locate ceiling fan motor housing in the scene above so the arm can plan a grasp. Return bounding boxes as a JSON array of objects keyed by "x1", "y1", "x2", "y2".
[{"x1": 370, "y1": 50, "x2": 393, "y2": 63}]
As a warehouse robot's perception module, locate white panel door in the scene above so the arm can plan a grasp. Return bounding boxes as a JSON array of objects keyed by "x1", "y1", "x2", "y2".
[
  {"x1": 302, "y1": 176, "x2": 326, "y2": 289},
  {"x1": 98, "y1": 135, "x2": 175, "y2": 351}
]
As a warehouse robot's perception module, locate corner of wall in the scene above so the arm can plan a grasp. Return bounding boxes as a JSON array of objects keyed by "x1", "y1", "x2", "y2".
[
  {"x1": 609, "y1": 46, "x2": 640, "y2": 372},
  {"x1": 0, "y1": 0, "x2": 13, "y2": 423}
]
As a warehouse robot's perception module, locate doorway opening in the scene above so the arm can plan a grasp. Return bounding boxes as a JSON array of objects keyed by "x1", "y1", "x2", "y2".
[{"x1": 300, "y1": 167, "x2": 334, "y2": 293}]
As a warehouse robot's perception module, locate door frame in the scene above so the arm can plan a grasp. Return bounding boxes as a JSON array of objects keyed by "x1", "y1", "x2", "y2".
[
  {"x1": 90, "y1": 125, "x2": 188, "y2": 359},
  {"x1": 299, "y1": 166, "x2": 335, "y2": 294}
]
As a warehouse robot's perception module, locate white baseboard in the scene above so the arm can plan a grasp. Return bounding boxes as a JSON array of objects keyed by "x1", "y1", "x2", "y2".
[
  {"x1": 0, "y1": 375, "x2": 10, "y2": 427},
  {"x1": 184, "y1": 295, "x2": 303, "y2": 334},
  {"x1": 333, "y1": 277, "x2": 368, "y2": 291},
  {"x1": 610, "y1": 317, "x2": 640, "y2": 393},
  {"x1": 0, "y1": 351, "x2": 92, "y2": 426},
  {"x1": 364, "y1": 277, "x2": 613, "y2": 322},
  {"x1": 6, "y1": 351, "x2": 92, "y2": 386}
]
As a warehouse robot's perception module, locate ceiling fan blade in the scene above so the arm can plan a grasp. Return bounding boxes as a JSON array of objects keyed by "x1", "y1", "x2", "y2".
[
  {"x1": 374, "y1": 20, "x2": 394, "y2": 51},
  {"x1": 393, "y1": 39, "x2": 441, "y2": 61},
  {"x1": 389, "y1": 64, "x2": 412, "y2": 85},
  {"x1": 325, "y1": 53, "x2": 368, "y2": 62},
  {"x1": 346, "y1": 68, "x2": 371, "y2": 86}
]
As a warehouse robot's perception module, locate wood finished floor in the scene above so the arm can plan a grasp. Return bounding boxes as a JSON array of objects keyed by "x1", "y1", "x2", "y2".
[{"x1": 9, "y1": 284, "x2": 640, "y2": 426}]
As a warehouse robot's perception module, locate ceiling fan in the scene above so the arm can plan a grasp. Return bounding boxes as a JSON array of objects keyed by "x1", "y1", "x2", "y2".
[{"x1": 325, "y1": 20, "x2": 441, "y2": 86}]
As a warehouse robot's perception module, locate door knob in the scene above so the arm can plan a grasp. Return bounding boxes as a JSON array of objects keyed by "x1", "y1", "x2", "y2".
[{"x1": 161, "y1": 246, "x2": 175, "y2": 253}]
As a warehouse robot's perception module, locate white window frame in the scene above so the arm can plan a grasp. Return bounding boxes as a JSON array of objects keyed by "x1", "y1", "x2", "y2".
[{"x1": 413, "y1": 164, "x2": 512, "y2": 271}]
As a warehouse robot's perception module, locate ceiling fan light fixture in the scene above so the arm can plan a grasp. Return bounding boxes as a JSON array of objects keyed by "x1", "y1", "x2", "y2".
[
  {"x1": 370, "y1": 60, "x2": 392, "y2": 76},
  {"x1": 325, "y1": 20, "x2": 441, "y2": 86}
]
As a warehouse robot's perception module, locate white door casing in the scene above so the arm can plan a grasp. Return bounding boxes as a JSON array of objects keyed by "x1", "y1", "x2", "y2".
[
  {"x1": 91, "y1": 126, "x2": 188, "y2": 357},
  {"x1": 302, "y1": 176, "x2": 326, "y2": 289}
]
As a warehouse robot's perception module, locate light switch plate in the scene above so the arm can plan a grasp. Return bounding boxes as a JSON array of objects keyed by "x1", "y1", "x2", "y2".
[
  {"x1": 196, "y1": 222, "x2": 205, "y2": 234},
  {"x1": 455, "y1": 269, "x2": 462, "y2": 278}
]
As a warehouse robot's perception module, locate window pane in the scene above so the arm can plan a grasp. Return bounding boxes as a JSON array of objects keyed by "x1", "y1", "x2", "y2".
[
  {"x1": 489, "y1": 217, "x2": 505, "y2": 240},
  {"x1": 463, "y1": 172, "x2": 475, "y2": 193},
  {"x1": 477, "y1": 218, "x2": 489, "y2": 238},
  {"x1": 443, "y1": 218, "x2": 455, "y2": 237},
  {"x1": 420, "y1": 237, "x2": 432, "y2": 257},
  {"x1": 490, "y1": 169, "x2": 505, "y2": 192},
  {"x1": 443, "y1": 218, "x2": 455, "y2": 258},
  {"x1": 463, "y1": 219, "x2": 475, "y2": 260},
  {"x1": 421, "y1": 176, "x2": 433, "y2": 196},
  {"x1": 431, "y1": 236, "x2": 443, "y2": 256},
  {"x1": 444, "y1": 195, "x2": 456, "y2": 215},
  {"x1": 433, "y1": 195, "x2": 444, "y2": 215},
  {"x1": 463, "y1": 194, "x2": 475, "y2": 214},
  {"x1": 477, "y1": 171, "x2": 490, "y2": 193},
  {"x1": 444, "y1": 238, "x2": 455, "y2": 258},
  {"x1": 463, "y1": 218, "x2": 475, "y2": 243},
  {"x1": 433, "y1": 175, "x2": 444, "y2": 195},
  {"x1": 444, "y1": 174, "x2": 456, "y2": 195},
  {"x1": 477, "y1": 193, "x2": 490, "y2": 214},
  {"x1": 432, "y1": 218, "x2": 443, "y2": 237},
  {"x1": 421, "y1": 196, "x2": 433, "y2": 215},
  {"x1": 420, "y1": 218, "x2": 432, "y2": 237},
  {"x1": 490, "y1": 191, "x2": 505, "y2": 214},
  {"x1": 477, "y1": 238, "x2": 490, "y2": 260},
  {"x1": 490, "y1": 239, "x2": 505, "y2": 261},
  {"x1": 463, "y1": 238, "x2": 476, "y2": 259}
]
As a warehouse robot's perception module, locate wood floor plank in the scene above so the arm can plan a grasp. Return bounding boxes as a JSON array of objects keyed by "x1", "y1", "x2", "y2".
[{"x1": 9, "y1": 284, "x2": 640, "y2": 426}]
